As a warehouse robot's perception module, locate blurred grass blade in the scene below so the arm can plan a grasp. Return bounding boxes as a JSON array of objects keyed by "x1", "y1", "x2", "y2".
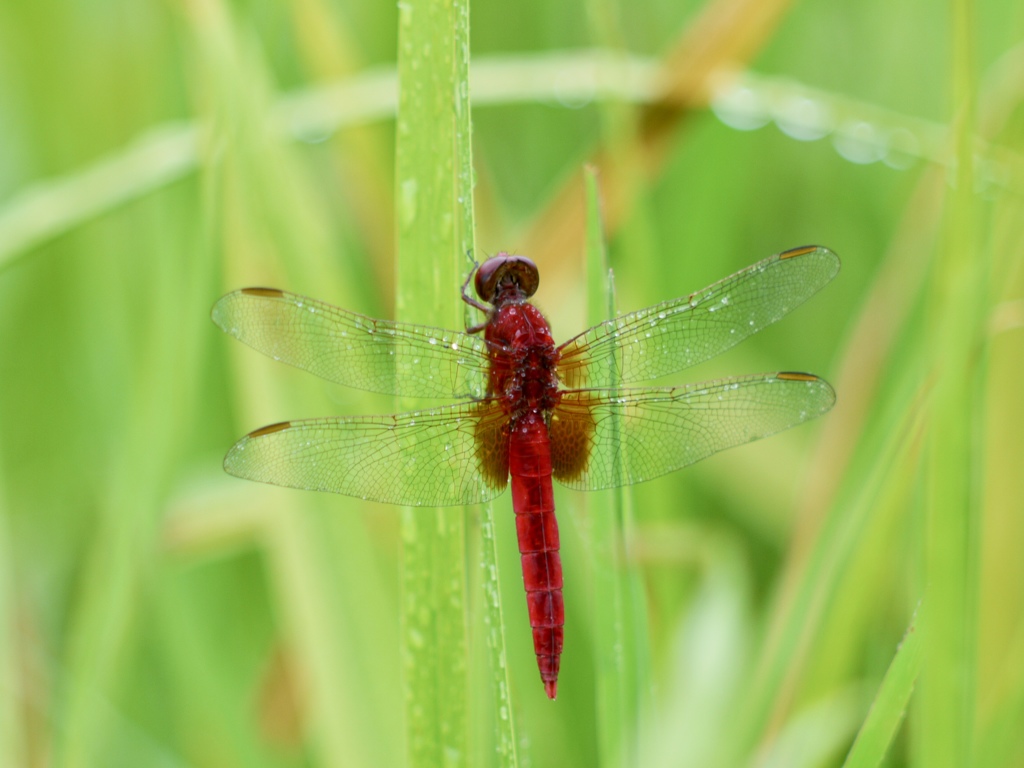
[
  {"x1": 843, "y1": 610, "x2": 922, "y2": 768},
  {"x1": 919, "y1": 0, "x2": 983, "y2": 765},
  {"x1": 395, "y1": 0, "x2": 475, "y2": 764},
  {"x1": 0, "y1": 462, "x2": 24, "y2": 767},
  {"x1": 520, "y1": 0, "x2": 799, "y2": 270},
  {"x1": 583, "y1": 166, "x2": 648, "y2": 767},
  {"x1": 55, "y1": 203, "x2": 205, "y2": 768},
  {"x1": 971, "y1": 619, "x2": 1024, "y2": 766},
  {"x1": 756, "y1": 685, "x2": 864, "y2": 768},
  {"x1": 0, "y1": 123, "x2": 199, "y2": 271},
  {"x1": 0, "y1": 51, "x2": 652, "y2": 271},
  {"x1": 4, "y1": 48, "x2": 1013, "y2": 273}
]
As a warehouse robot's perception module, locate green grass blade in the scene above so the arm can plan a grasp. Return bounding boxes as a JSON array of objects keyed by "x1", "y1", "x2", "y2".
[
  {"x1": 478, "y1": 508, "x2": 520, "y2": 767},
  {"x1": 453, "y1": 3, "x2": 518, "y2": 765},
  {"x1": 843, "y1": 610, "x2": 922, "y2": 768},
  {"x1": 395, "y1": 0, "x2": 476, "y2": 764}
]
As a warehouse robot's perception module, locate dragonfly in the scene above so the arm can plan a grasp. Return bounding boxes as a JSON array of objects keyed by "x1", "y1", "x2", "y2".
[{"x1": 212, "y1": 244, "x2": 840, "y2": 699}]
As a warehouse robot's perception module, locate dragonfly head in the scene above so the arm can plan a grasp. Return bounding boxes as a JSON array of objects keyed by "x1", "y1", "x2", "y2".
[{"x1": 475, "y1": 253, "x2": 539, "y2": 305}]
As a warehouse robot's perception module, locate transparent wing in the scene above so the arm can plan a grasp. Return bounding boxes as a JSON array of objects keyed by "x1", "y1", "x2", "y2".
[
  {"x1": 224, "y1": 401, "x2": 510, "y2": 506},
  {"x1": 212, "y1": 288, "x2": 492, "y2": 399},
  {"x1": 550, "y1": 372, "x2": 835, "y2": 491},
  {"x1": 556, "y1": 246, "x2": 840, "y2": 388}
]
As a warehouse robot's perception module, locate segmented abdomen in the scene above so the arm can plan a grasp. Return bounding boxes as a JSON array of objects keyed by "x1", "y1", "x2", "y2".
[{"x1": 509, "y1": 411, "x2": 564, "y2": 699}]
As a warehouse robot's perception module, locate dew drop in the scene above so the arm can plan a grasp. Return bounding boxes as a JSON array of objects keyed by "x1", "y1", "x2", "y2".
[
  {"x1": 775, "y1": 95, "x2": 833, "y2": 141},
  {"x1": 833, "y1": 121, "x2": 885, "y2": 165},
  {"x1": 400, "y1": 178, "x2": 419, "y2": 227},
  {"x1": 710, "y1": 81, "x2": 770, "y2": 131}
]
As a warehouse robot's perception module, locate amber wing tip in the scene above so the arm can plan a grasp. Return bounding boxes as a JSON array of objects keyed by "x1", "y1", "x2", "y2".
[
  {"x1": 544, "y1": 680, "x2": 558, "y2": 700},
  {"x1": 779, "y1": 244, "x2": 821, "y2": 259},
  {"x1": 239, "y1": 286, "x2": 286, "y2": 298},
  {"x1": 247, "y1": 421, "x2": 292, "y2": 438}
]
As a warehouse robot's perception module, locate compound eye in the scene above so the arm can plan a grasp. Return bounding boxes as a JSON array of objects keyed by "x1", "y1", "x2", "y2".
[{"x1": 474, "y1": 254, "x2": 540, "y2": 302}]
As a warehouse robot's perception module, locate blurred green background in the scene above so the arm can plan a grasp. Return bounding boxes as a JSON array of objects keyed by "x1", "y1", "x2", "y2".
[{"x1": 1, "y1": 0, "x2": 1022, "y2": 766}]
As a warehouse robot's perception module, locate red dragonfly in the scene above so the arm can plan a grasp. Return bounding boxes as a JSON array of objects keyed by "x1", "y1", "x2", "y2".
[{"x1": 213, "y1": 245, "x2": 839, "y2": 699}]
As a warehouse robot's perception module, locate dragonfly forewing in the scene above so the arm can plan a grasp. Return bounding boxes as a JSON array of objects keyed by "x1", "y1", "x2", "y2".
[
  {"x1": 556, "y1": 246, "x2": 840, "y2": 389},
  {"x1": 212, "y1": 288, "x2": 492, "y2": 399}
]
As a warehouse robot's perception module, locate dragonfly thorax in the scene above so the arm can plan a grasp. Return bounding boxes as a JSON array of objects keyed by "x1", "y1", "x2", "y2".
[{"x1": 485, "y1": 300, "x2": 560, "y2": 414}]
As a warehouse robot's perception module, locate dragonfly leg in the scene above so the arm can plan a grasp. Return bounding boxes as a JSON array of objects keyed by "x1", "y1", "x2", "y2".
[{"x1": 461, "y1": 263, "x2": 493, "y2": 332}]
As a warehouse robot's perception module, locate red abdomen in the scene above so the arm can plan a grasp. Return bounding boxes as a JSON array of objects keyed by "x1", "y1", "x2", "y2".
[{"x1": 509, "y1": 410, "x2": 563, "y2": 699}]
